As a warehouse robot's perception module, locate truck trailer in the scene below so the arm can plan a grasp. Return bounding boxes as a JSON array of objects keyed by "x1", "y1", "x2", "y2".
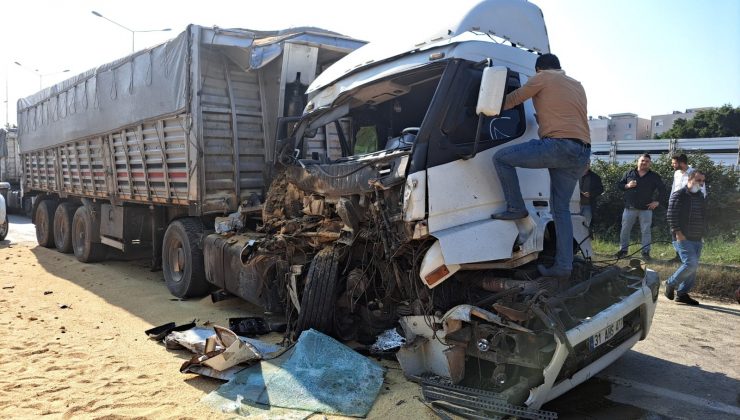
[
  {"x1": 17, "y1": 25, "x2": 365, "y2": 295},
  {"x1": 0, "y1": 128, "x2": 24, "y2": 213}
]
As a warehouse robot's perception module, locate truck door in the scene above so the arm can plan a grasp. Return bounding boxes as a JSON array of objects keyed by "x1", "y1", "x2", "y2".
[{"x1": 416, "y1": 61, "x2": 546, "y2": 233}]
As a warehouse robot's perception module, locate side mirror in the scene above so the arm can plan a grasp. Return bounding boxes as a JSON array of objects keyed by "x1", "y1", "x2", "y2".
[
  {"x1": 460, "y1": 65, "x2": 508, "y2": 160},
  {"x1": 476, "y1": 66, "x2": 508, "y2": 117}
]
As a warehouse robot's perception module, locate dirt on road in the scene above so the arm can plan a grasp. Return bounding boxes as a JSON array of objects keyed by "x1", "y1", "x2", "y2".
[
  {"x1": 0, "y1": 237, "x2": 425, "y2": 419},
  {"x1": 1, "y1": 218, "x2": 738, "y2": 419}
]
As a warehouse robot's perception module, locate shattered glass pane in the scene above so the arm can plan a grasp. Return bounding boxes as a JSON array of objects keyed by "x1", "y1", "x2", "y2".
[{"x1": 203, "y1": 329, "x2": 385, "y2": 417}]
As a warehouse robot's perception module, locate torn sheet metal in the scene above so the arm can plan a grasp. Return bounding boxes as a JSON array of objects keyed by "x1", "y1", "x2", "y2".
[
  {"x1": 182, "y1": 364, "x2": 247, "y2": 382},
  {"x1": 165, "y1": 326, "x2": 282, "y2": 357},
  {"x1": 443, "y1": 304, "x2": 533, "y2": 333},
  {"x1": 164, "y1": 327, "x2": 216, "y2": 353},
  {"x1": 205, "y1": 329, "x2": 384, "y2": 417},
  {"x1": 396, "y1": 316, "x2": 465, "y2": 383},
  {"x1": 181, "y1": 326, "x2": 263, "y2": 372}
]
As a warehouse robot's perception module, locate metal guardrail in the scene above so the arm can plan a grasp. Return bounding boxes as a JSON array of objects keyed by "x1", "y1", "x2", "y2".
[{"x1": 591, "y1": 137, "x2": 739, "y2": 168}]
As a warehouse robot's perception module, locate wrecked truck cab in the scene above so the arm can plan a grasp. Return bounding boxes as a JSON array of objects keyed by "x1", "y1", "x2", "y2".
[{"x1": 203, "y1": 0, "x2": 659, "y2": 411}]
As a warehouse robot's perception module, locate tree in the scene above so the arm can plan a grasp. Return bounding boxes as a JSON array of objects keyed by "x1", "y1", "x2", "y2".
[{"x1": 657, "y1": 105, "x2": 740, "y2": 139}]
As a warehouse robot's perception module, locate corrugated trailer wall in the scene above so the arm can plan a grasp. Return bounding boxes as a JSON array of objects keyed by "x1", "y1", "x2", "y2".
[
  {"x1": 22, "y1": 115, "x2": 191, "y2": 205},
  {"x1": 199, "y1": 45, "x2": 266, "y2": 213}
]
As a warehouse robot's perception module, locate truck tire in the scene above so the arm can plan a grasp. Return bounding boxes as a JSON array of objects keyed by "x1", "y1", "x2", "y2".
[
  {"x1": 72, "y1": 206, "x2": 106, "y2": 263},
  {"x1": 295, "y1": 246, "x2": 342, "y2": 337},
  {"x1": 0, "y1": 213, "x2": 7, "y2": 241},
  {"x1": 162, "y1": 218, "x2": 209, "y2": 298},
  {"x1": 35, "y1": 200, "x2": 58, "y2": 248},
  {"x1": 53, "y1": 203, "x2": 77, "y2": 253}
]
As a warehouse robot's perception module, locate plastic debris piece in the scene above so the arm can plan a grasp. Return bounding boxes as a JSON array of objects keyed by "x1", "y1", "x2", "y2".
[
  {"x1": 228, "y1": 317, "x2": 271, "y2": 337},
  {"x1": 370, "y1": 328, "x2": 406, "y2": 353},
  {"x1": 146, "y1": 320, "x2": 196, "y2": 341}
]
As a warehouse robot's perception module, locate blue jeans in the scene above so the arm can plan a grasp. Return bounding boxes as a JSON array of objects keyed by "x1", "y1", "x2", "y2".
[
  {"x1": 493, "y1": 138, "x2": 590, "y2": 270},
  {"x1": 581, "y1": 204, "x2": 593, "y2": 228},
  {"x1": 619, "y1": 208, "x2": 653, "y2": 253},
  {"x1": 667, "y1": 240, "x2": 702, "y2": 295}
]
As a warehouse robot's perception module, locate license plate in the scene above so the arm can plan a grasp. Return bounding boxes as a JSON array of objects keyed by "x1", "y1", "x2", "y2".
[{"x1": 589, "y1": 317, "x2": 624, "y2": 350}]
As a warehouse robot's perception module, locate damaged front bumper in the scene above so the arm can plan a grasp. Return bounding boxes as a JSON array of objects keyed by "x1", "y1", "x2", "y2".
[{"x1": 397, "y1": 267, "x2": 660, "y2": 410}]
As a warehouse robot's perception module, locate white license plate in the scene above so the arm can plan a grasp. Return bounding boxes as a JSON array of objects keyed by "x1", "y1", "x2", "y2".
[{"x1": 589, "y1": 317, "x2": 624, "y2": 350}]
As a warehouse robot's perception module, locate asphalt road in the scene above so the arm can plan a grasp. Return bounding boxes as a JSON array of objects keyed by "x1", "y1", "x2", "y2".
[{"x1": 3, "y1": 215, "x2": 739, "y2": 419}]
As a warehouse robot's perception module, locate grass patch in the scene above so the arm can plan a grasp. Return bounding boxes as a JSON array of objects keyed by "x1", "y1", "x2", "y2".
[
  {"x1": 590, "y1": 239, "x2": 740, "y2": 301},
  {"x1": 591, "y1": 238, "x2": 740, "y2": 266}
]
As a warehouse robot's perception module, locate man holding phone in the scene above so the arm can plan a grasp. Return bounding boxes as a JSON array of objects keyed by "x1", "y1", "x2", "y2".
[{"x1": 614, "y1": 154, "x2": 666, "y2": 260}]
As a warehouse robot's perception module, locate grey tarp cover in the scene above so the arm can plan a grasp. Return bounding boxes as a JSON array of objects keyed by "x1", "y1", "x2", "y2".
[
  {"x1": 202, "y1": 329, "x2": 385, "y2": 417},
  {"x1": 16, "y1": 25, "x2": 365, "y2": 154},
  {"x1": 17, "y1": 30, "x2": 189, "y2": 153}
]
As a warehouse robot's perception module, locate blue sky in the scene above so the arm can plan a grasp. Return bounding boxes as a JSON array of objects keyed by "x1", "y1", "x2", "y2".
[{"x1": 1, "y1": 0, "x2": 738, "y2": 126}]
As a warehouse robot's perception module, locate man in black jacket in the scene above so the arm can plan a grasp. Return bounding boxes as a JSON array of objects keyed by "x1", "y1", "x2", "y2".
[
  {"x1": 615, "y1": 154, "x2": 666, "y2": 260},
  {"x1": 580, "y1": 162, "x2": 604, "y2": 229},
  {"x1": 664, "y1": 171, "x2": 706, "y2": 305}
]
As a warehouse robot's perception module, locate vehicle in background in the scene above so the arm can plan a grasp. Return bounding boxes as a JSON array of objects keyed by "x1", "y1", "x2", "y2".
[
  {"x1": 201, "y1": 0, "x2": 659, "y2": 412},
  {"x1": 16, "y1": 25, "x2": 365, "y2": 295},
  {"x1": 0, "y1": 128, "x2": 25, "y2": 214},
  {"x1": 0, "y1": 183, "x2": 7, "y2": 240}
]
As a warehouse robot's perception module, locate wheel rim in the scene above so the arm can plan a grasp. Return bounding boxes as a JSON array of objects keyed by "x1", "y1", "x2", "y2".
[
  {"x1": 167, "y1": 238, "x2": 185, "y2": 283},
  {"x1": 54, "y1": 213, "x2": 65, "y2": 244},
  {"x1": 73, "y1": 217, "x2": 85, "y2": 254},
  {"x1": 37, "y1": 208, "x2": 48, "y2": 241}
]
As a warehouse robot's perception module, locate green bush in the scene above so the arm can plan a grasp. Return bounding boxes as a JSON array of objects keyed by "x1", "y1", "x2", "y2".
[{"x1": 590, "y1": 151, "x2": 740, "y2": 242}]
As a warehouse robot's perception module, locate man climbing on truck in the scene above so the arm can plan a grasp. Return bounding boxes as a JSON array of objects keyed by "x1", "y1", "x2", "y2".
[{"x1": 491, "y1": 53, "x2": 591, "y2": 279}]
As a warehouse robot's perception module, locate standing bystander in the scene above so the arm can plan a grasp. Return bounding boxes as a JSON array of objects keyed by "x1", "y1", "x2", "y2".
[
  {"x1": 664, "y1": 171, "x2": 707, "y2": 305},
  {"x1": 579, "y1": 162, "x2": 604, "y2": 230},
  {"x1": 614, "y1": 154, "x2": 666, "y2": 260},
  {"x1": 670, "y1": 153, "x2": 706, "y2": 261}
]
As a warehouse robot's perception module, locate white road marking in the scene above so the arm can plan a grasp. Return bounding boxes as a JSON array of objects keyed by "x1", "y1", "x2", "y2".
[{"x1": 604, "y1": 375, "x2": 740, "y2": 417}]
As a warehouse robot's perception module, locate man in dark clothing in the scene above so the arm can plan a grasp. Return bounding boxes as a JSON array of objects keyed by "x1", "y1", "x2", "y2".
[
  {"x1": 615, "y1": 154, "x2": 666, "y2": 260},
  {"x1": 579, "y1": 162, "x2": 604, "y2": 229},
  {"x1": 664, "y1": 171, "x2": 706, "y2": 305}
]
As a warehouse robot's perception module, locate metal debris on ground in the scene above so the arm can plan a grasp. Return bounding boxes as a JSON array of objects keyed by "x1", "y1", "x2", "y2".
[
  {"x1": 420, "y1": 375, "x2": 558, "y2": 420},
  {"x1": 144, "y1": 320, "x2": 196, "y2": 341}
]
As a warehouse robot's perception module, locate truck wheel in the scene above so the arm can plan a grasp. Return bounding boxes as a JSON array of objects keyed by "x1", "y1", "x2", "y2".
[
  {"x1": 53, "y1": 203, "x2": 77, "y2": 253},
  {"x1": 35, "y1": 200, "x2": 58, "y2": 247},
  {"x1": 162, "y1": 218, "x2": 209, "y2": 298},
  {"x1": 72, "y1": 206, "x2": 106, "y2": 263},
  {"x1": 295, "y1": 246, "x2": 342, "y2": 337}
]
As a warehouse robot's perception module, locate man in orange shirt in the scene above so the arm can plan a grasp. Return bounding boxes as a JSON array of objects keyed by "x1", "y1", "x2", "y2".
[{"x1": 491, "y1": 53, "x2": 591, "y2": 279}]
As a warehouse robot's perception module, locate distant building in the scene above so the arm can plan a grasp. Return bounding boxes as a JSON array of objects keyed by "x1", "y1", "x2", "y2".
[
  {"x1": 608, "y1": 113, "x2": 651, "y2": 141},
  {"x1": 650, "y1": 107, "x2": 714, "y2": 138},
  {"x1": 588, "y1": 116, "x2": 609, "y2": 143}
]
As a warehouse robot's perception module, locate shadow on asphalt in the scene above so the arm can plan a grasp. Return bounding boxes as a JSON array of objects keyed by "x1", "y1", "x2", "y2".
[
  {"x1": 546, "y1": 348, "x2": 740, "y2": 419},
  {"x1": 696, "y1": 303, "x2": 740, "y2": 317}
]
